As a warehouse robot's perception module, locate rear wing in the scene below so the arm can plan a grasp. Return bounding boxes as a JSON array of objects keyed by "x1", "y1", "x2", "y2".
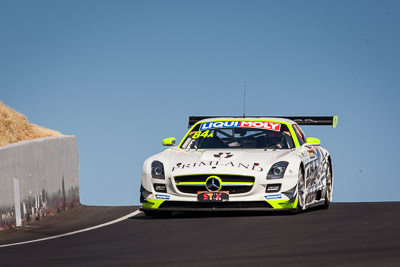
[{"x1": 188, "y1": 116, "x2": 338, "y2": 129}]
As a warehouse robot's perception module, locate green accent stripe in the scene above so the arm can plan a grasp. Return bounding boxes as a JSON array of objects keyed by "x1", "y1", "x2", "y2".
[
  {"x1": 221, "y1": 182, "x2": 254, "y2": 186},
  {"x1": 266, "y1": 198, "x2": 298, "y2": 209},
  {"x1": 142, "y1": 199, "x2": 164, "y2": 209},
  {"x1": 176, "y1": 182, "x2": 206, "y2": 186},
  {"x1": 288, "y1": 125, "x2": 301, "y2": 148}
]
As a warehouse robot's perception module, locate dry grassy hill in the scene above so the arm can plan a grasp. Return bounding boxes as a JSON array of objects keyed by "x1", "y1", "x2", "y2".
[{"x1": 0, "y1": 102, "x2": 62, "y2": 146}]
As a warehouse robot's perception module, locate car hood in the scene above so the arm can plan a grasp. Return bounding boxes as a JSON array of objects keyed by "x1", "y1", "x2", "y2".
[{"x1": 166, "y1": 148, "x2": 293, "y2": 176}]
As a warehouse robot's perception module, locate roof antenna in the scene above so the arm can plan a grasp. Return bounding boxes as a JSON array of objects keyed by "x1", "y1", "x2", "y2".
[{"x1": 243, "y1": 81, "x2": 247, "y2": 118}]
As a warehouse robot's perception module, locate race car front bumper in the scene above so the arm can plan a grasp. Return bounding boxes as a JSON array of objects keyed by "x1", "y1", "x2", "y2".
[
  {"x1": 140, "y1": 195, "x2": 299, "y2": 212},
  {"x1": 140, "y1": 172, "x2": 300, "y2": 212}
]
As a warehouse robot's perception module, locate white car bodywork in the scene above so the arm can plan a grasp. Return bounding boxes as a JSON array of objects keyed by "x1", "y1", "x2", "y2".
[{"x1": 140, "y1": 117, "x2": 335, "y2": 215}]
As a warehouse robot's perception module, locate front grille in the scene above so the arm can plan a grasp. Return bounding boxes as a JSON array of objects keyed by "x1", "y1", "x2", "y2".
[
  {"x1": 174, "y1": 174, "x2": 255, "y2": 195},
  {"x1": 175, "y1": 174, "x2": 254, "y2": 183},
  {"x1": 176, "y1": 185, "x2": 252, "y2": 194},
  {"x1": 160, "y1": 201, "x2": 273, "y2": 209}
]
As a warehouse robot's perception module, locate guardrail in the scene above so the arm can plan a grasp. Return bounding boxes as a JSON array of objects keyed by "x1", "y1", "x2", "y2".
[{"x1": 0, "y1": 136, "x2": 80, "y2": 230}]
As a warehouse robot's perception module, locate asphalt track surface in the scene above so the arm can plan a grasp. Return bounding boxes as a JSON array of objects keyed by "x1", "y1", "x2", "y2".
[{"x1": 1, "y1": 203, "x2": 399, "y2": 266}]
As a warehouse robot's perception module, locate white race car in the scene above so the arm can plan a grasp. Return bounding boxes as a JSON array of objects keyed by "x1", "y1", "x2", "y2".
[{"x1": 140, "y1": 116, "x2": 338, "y2": 217}]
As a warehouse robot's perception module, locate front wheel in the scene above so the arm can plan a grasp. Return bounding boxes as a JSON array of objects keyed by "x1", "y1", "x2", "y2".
[{"x1": 296, "y1": 166, "x2": 306, "y2": 213}]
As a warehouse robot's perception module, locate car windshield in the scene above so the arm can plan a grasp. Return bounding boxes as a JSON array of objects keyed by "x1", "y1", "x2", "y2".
[{"x1": 180, "y1": 121, "x2": 295, "y2": 149}]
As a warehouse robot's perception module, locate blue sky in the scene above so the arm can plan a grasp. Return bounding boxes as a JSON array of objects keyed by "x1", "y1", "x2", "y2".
[{"x1": 1, "y1": 0, "x2": 399, "y2": 205}]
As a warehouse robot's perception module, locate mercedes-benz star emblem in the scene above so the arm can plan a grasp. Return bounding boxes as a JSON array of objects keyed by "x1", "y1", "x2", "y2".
[{"x1": 205, "y1": 176, "x2": 221, "y2": 191}]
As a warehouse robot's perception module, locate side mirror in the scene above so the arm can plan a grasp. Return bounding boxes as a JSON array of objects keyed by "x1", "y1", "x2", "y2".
[
  {"x1": 162, "y1": 137, "x2": 176, "y2": 146},
  {"x1": 306, "y1": 137, "x2": 321, "y2": 145}
]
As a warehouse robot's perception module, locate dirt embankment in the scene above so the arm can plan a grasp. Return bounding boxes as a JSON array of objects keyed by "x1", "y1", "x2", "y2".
[{"x1": 0, "y1": 102, "x2": 62, "y2": 146}]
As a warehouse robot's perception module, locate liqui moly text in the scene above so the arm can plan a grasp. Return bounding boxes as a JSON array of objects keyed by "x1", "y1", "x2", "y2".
[{"x1": 199, "y1": 121, "x2": 281, "y2": 131}]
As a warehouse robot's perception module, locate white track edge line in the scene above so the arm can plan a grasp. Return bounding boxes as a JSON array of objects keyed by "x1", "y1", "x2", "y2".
[{"x1": 0, "y1": 209, "x2": 142, "y2": 248}]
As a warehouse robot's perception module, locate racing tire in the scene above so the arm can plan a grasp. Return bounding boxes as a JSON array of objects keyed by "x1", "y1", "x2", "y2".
[
  {"x1": 323, "y1": 162, "x2": 333, "y2": 209},
  {"x1": 296, "y1": 166, "x2": 306, "y2": 213},
  {"x1": 143, "y1": 210, "x2": 172, "y2": 218}
]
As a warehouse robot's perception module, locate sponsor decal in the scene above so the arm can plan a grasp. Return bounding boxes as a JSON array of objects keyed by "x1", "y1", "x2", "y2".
[
  {"x1": 155, "y1": 194, "x2": 170, "y2": 200},
  {"x1": 200, "y1": 121, "x2": 281, "y2": 131},
  {"x1": 171, "y1": 161, "x2": 264, "y2": 172},
  {"x1": 197, "y1": 191, "x2": 229, "y2": 202},
  {"x1": 265, "y1": 194, "x2": 282, "y2": 200},
  {"x1": 214, "y1": 152, "x2": 233, "y2": 158},
  {"x1": 200, "y1": 121, "x2": 240, "y2": 130},
  {"x1": 192, "y1": 130, "x2": 214, "y2": 139},
  {"x1": 306, "y1": 146, "x2": 322, "y2": 160},
  {"x1": 307, "y1": 149, "x2": 316, "y2": 158}
]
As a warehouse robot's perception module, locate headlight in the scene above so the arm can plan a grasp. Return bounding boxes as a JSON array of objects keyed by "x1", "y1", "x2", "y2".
[
  {"x1": 151, "y1": 161, "x2": 165, "y2": 179},
  {"x1": 267, "y1": 161, "x2": 289, "y2": 179}
]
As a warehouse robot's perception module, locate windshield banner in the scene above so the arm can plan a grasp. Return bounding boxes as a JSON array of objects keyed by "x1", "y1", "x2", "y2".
[{"x1": 199, "y1": 121, "x2": 281, "y2": 132}]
